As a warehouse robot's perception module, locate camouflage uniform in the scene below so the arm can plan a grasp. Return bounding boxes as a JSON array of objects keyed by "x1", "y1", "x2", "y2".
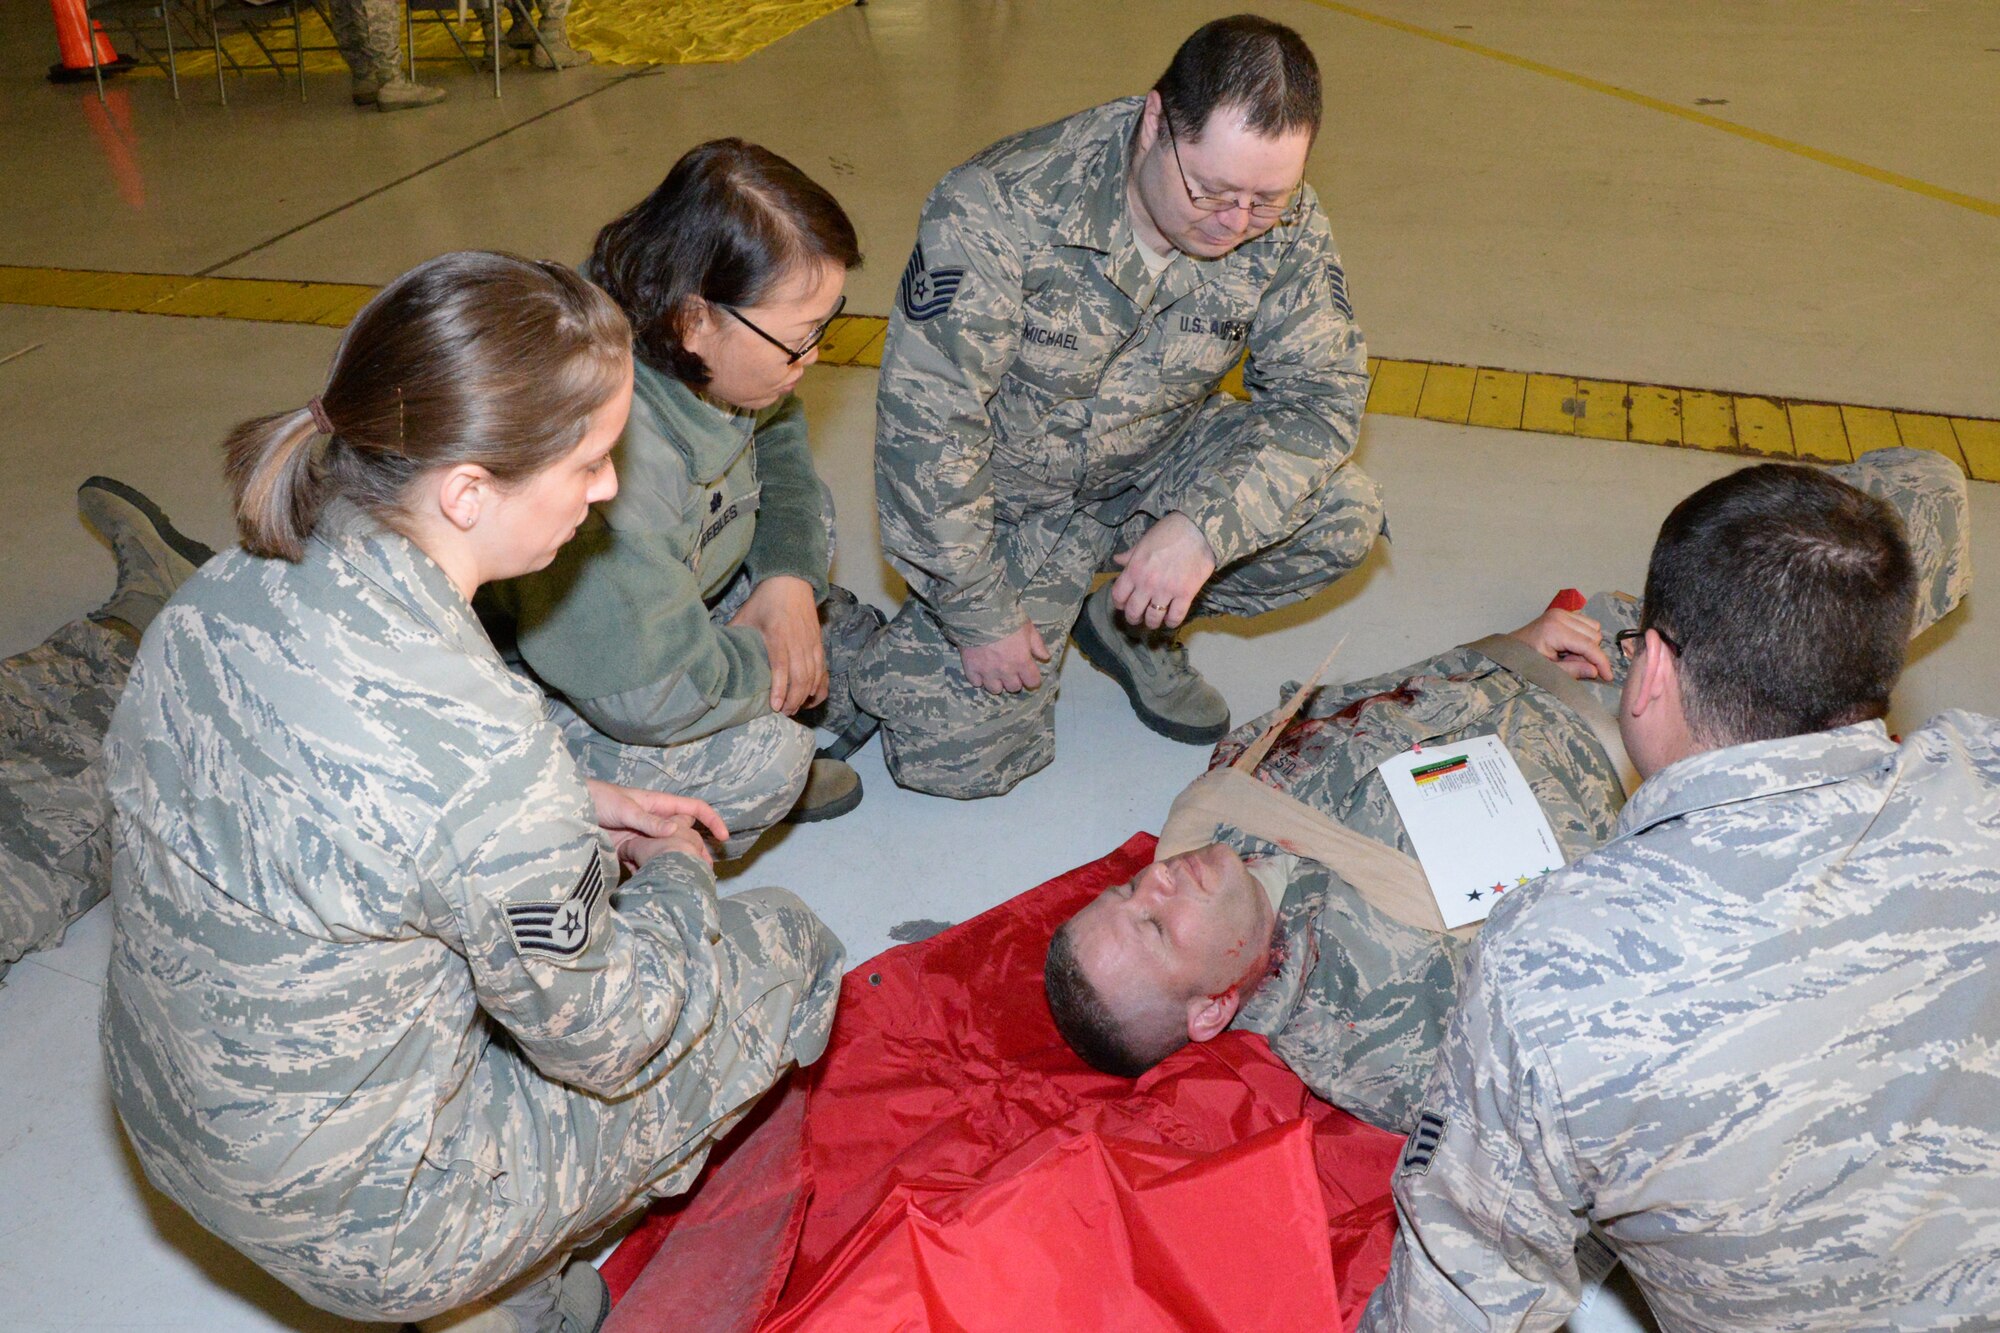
[
  {"x1": 1360, "y1": 709, "x2": 2000, "y2": 1332},
  {"x1": 1209, "y1": 449, "x2": 1971, "y2": 1138},
  {"x1": 854, "y1": 95, "x2": 1379, "y2": 799},
  {"x1": 480, "y1": 361, "x2": 883, "y2": 857},
  {"x1": 0, "y1": 617, "x2": 132, "y2": 982},
  {"x1": 325, "y1": 0, "x2": 401, "y2": 82},
  {"x1": 101, "y1": 500, "x2": 844, "y2": 1323}
]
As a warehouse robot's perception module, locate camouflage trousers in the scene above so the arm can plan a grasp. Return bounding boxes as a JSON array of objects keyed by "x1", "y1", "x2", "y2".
[
  {"x1": 285, "y1": 885, "x2": 842, "y2": 1322},
  {"x1": 853, "y1": 458, "x2": 1383, "y2": 799},
  {"x1": 324, "y1": 0, "x2": 402, "y2": 80},
  {"x1": 0, "y1": 617, "x2": 133, "y2": 983},
  {"x1": 551, "y1": 579, "x2": 882, "y2": 858}
]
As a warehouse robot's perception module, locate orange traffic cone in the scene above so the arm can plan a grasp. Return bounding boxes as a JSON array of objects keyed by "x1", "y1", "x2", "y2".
[{"x1": 47, "y1": 0, "x2": 136, "y2": 83}]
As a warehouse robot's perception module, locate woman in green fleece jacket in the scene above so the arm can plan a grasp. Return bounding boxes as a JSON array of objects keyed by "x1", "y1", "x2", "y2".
[{"x1": 480, "y1": 140, "x2": 882, "y2": 851}]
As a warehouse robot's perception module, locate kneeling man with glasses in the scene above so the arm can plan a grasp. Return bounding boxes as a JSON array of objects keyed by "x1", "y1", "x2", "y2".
[{"x1": 854, "y1": 14, "x2": 1384, "y2": 799}]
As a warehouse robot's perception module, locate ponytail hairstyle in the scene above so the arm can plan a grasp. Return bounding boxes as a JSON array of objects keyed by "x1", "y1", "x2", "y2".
[
  {"x1": 224, "y1": 251, "x2": 632, "y2": 561},
  {"x1": 590, "y1": 139, "x2": 861, "y2": 388}
]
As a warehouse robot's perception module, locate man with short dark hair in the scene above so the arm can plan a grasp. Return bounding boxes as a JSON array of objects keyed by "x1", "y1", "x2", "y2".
[
  {"x1": 1360, "y1": 462, "x2": 2000, "y2": 1330},
  {"x1": 1044, "y1": 450, "x2": 1975, "y2": 1158},
  {"x1": 854, "y1": 15, "x2": 1381, "y2": 797}
]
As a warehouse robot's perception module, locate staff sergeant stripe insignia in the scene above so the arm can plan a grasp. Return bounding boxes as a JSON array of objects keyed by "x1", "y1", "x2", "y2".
[
  {"x1": 507, "y1": 856, "x2": 606, "y2": 959},
  {"x1": 899, "y1": 242, "x2": 965, "y2": 323},
  {"x1": 1401, "y1": 1110, "x2": 1447, "y2": 1175}
]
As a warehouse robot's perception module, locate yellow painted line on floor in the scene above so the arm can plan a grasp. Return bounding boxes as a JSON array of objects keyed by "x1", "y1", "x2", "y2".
[
  {"x1": 1414, "y1": 362, "x2": 1476, "y2": 423},
  {"x1": 0, "y1": 264, "x2": 375, "y2": 328},
  {"x1": 1521, "y1": 373, "x2": 1577, "y2": 436},
  {"x1": 1841, "y1": 405, "x2": 1902, "y2": 455},
  {"x1": 1788, "y1": 402, "x2": 1853, "y2": 464},
  {"x1": 1953, "y1": 420, "x2": 2000, "y2": 483},
  {"x1": 1572, "y1": 379, "x2": 1629, "y2": 441},
  {"x1": 1301, "y1": 1, "x2": 2000, "y2": 220},
  {"x1": 1680, "y1": 391, "x2": 1736, "y2": 451},
  {"x1": 1734, "y1": 396, "x2": 1796, "y2": 458},
  {"x1": 1626, "y1": 385, "x2": 1681, "y2": 446},
  {"x1": 1366, "y1": 359, "x2": 1429, "y2": 416},
  {"x1": 1467, "y1": 368, "x2": 1526, "y2": 431},
  {"x1": 1895, "y1": 412, "x2": 1968, "y2": 472},
  {"x1": 5, "y1": 272, "x2": 1995, "y2": 482}
]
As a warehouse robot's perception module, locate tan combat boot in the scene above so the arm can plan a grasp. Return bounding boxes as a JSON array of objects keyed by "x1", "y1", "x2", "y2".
[
  {"x1": 375, "y1": 74, "x2": 447, "y2": 111},
  {"x1": 783, "y1": 757, "x2": 863, "y2": 824},
  {"x1": 1070, "y1": 581, "x2": 1231, "y2": 745},
  {"x1": 77, "y1": 476, "x2": 214, "y2": 641}
]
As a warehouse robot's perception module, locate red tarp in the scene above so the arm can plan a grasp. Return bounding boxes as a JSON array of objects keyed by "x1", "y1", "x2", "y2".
[{"x1": 602, "y1": 834, "x2": 1403, "y2": 1333}]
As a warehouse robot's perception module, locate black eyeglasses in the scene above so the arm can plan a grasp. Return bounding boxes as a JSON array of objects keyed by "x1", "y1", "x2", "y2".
[
  {"x1": 720, "y1": 295, "x2": 847, "y2": 365},
  {"x1": 1615, "y1": 626, "x2": 1684, "y2": 661},
  {"x1": 1161, "y1": 113, "x2": 1301, "y2": 224}
]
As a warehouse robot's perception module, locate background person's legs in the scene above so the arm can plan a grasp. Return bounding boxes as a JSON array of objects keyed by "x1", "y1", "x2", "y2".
[
  {"x1": 328, "y1": 0, "x2": 444, "y2": 109},
  {"x1": 3, "y1": 480, "x2": 210, "y2": 982},
  {"x1": 0, "y1": 619, "x2": 132, "y2": 982},
  {"x1": 521, "y1": 0, "x2": 591, "y2": 68}
]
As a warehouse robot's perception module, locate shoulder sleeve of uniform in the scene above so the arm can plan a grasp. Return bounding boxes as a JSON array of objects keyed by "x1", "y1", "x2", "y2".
[
  {"x1": 1158, "y1": 196, "x2": 1371, "y2": 567},
  {"x1": 1359, "y1": 927, "x2": 1591, "y2": 1332},
  {"x1": 504, "y1": 517, "x2": 772, "y2": 742},
  {"x1": 874, "y1": 165, "x2": 1033, "y2": 648},
  {"x1": 421, "y1": 727, "x2": 727, "y2": 1096},
  {"x1": 745, "y1": 393, "x2": 831, "y2": 600}
]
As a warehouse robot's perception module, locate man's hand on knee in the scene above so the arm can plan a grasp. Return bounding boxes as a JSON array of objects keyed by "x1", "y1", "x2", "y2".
[
  {"x1": 1111, "y1": 514, "x2": 1217, "y2": 630},
  {"x1": 961, "y1": 621, "x2": 1052, "y2": 694}
]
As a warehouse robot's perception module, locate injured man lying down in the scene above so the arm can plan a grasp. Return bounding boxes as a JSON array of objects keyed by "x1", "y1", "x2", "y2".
[{"x1": 1044, "y1": 447, "x2": 1970, "y2": 1135}]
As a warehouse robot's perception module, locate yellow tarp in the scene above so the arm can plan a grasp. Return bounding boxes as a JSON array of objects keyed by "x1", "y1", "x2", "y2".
[
  {"x1": 133, "y1": 0, "x2": 851, "y2": 81},
  {"x1": 575, "y1": 0, "x2": 852, "y2": 66}
]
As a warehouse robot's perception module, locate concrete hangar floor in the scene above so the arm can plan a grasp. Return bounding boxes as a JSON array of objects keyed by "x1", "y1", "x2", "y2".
[{"x1": 1, "y1": 1, "x2": 1994, "y2": 1329}]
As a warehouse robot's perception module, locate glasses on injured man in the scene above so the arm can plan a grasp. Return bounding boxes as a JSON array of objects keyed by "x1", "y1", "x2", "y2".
[
  {"x1": 1161, "y1": 113, "x2": 1301, "y2": 224},
  {"x1": 1615, "y1": 626, "x2": 1684, "y2": 661},
  {"x1": 721, "y1": 295, "x2": 848, "y2": 365}
]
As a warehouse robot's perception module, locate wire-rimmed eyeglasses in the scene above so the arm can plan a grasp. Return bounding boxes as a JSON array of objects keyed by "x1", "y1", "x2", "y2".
[
  {"x1": 1161, "y1": 113, "x2": 1302, "y2": 225},
  {"x1": 720, "y1": 295, "x2": 848, "y2": 364}
]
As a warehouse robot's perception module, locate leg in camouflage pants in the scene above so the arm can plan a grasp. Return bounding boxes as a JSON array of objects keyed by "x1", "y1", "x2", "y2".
[
  {"x1": 556, "y1": 573, "x2": 883, "y2": 858},
  {"x1": 374, "y1": 884, "x2": 842, "y2": 1323},
  {"x1": 853, "y1": 451, "x2": 1382, "y2": 800},
  {"x1": 0, "y1": 617, "x2": 134, "y2": 983}
]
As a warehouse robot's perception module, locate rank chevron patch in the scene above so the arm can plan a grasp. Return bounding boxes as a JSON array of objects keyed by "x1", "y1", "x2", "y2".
[
  {"x1": 1400, "y1": 1109, "x2": 1448, "y2": 1176},
  {"x1": 507, "y1": 855, "x2": 607, "y2": 959},
  {"x1": 898, "y1": 242, "x2": 965, "y2": 323}
]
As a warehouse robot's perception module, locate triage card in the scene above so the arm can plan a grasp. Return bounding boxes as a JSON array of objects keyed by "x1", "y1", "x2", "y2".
[{"x1": 1378, "y1": 733, "x2": 1565, "y2": 929}]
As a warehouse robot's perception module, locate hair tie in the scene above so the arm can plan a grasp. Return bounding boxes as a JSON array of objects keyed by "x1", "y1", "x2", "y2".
[{"x1": 307, "y1": 396, "x2": 335, "y2": 436}]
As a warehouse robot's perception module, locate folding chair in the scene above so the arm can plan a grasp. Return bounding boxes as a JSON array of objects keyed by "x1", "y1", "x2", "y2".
[
  {"x1": 82, "y1": 0, "x2": 179, "y2": 102},
  {"x1": 190, "y1": 0, "x2": 307, "y2": 105},
  {"x1": 405, "y1": 0, "x2": 500, "y2": 98}
]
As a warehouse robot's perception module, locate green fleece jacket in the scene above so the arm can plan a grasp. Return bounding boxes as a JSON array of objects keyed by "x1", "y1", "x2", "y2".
[{"x1": 478, "y1": 359, "x2": 831, "y2": 746}]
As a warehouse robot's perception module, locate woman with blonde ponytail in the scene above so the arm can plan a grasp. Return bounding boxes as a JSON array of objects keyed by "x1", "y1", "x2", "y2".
[{"x1": 101, "y1": 251, "x2": 845, "y2": 1333}]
